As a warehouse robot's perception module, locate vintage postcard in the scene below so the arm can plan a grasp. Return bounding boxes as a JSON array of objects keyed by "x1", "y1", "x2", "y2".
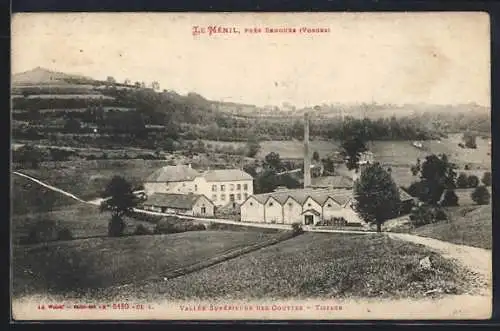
[{"x1": 10, "y1": 12, "x2": 492, "y2": 320}]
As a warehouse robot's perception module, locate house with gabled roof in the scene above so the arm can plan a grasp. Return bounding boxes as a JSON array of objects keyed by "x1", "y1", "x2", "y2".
[
  {"x1": 144, "y1": 164, "x2": 254, "y2": 207},
  {"x1": 142, "y1": 193, "x2": 215, "y2": 217}
]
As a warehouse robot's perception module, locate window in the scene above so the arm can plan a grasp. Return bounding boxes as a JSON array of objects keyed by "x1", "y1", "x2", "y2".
[
  {"x1": 230, "y1": 194, "x2": 235, "y2": 202},
  {"x1": 243, "y1": 184, "x2": 248, "y2": 191},
  {"x1": 237, "y1": 184, "x2": 241, "y2": 190},
  {"x1": 244, "y1": 193, "x2": 248, "y2": 199},
  {"x1": 307, "y1": 203, "x2": 311, "y2": 207},
  {"x1": 194, "y1": 185, "x2": 198, "y2": 191},
  {"x1": 182, "y1": 183, "x2": 186, "y2": 187},
  {"x1": 269, "y1": 202, "x2": 274, "y2": 207},
  {"x1": 230, "y1": 184, "x2": 235, "y2": 191},
  {"x1": 212, "y1": 194, "x2": 217, "y2": 201},
  {"x1": 221, "y1": 194, "x2": 226, "y2": 201},
  {"x1": 288, "y1": 202, "x2": 293, "y2": 207},
  {"x1": 237, "y1": 193, "x2": 241, "y2": 200},
  {"x1": 249, "y1": 202, "x2": 253, "y2": 206},
  {"x1": 212, "y1": 185, "x2": 217, "y2": 192},
  {"x1": 221, "y1": 184, "x2": 226, "y2": 191},
  {"x1": 326, "y1": 204, "x2": 332, "y2": 208},
  {"x1": 201, "y1": 206, "x2": 206, "y2": 214}
]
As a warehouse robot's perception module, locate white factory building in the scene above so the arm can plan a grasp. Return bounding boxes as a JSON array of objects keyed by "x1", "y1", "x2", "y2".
[{"x1": 240, "y1": 187, "x2": 363, "y2": 225}]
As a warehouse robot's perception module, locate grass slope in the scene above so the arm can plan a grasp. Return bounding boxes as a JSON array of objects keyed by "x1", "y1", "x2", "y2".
[
  {"x1": 11, "y1": 203, "x2": 155, "y2": 245},
  {"x1": 412, "y1": 205, "x2": 492, "y2": 249},
  {"x1": 116, "y1": 233, "x2": 473, "y2": 301},
  {"x1": 13, "y1": 230, "x2": 281, "y2": 297}
]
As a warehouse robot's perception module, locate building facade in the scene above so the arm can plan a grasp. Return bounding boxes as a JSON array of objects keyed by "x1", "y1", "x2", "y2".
[
  {"x1": 240, "y1": 188, "x2": 363, "y2": 225},
  {"x1": 144, "y1": 165, "x2": 253, "y2": 207},
  {"x1": 142, "y1": 193, "x2": 215, "y2": 217}
]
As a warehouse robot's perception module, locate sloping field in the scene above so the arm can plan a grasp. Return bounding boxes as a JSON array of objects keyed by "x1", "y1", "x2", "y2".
[
  {"x1": 258, "y1": 140, "x2": 340, "y2": 159},
  {"x1": 11, "y1": 203, "x2": 155, "y2": 245},
  {"x1": 12, "y1": 175, "x2": 79, "y2": 215},
  {"x1": 424, "y1": 134, "x2": 491, "y2": 169},
  {"x1": 15, "y1": 159, "x2": 168, "y2": 205},
  {"x1": 117, "y1": 233, "x2": 474, "y2": 301},
  {"x1": 369, "y1": 141, "x2": 429, "y2": 166},
  {"x1": 13, "y1": 230, "x2": 281, "y2": 297},
  {"x1": 200, "y1": 139, "x2": 340, "y2": 159},
  {"x1": 412, "y1": 205, "x2": 492, "y2": 249}
]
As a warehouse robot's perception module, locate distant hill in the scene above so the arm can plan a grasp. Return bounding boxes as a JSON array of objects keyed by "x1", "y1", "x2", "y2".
[
  {"x1": 11, "y1": 67, "x2": 491, "y2": 138},
  {"x1": 12, "y1": 67, "x2": 93, "y2": 86}
]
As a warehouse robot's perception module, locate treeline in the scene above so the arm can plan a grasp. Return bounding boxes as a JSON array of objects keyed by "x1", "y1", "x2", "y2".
[{"x1": 13, "y1": 83, "x2": 490, "y2": 146}]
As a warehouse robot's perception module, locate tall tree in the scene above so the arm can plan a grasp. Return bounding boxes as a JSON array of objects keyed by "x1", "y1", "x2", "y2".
[
  {"x1": 100, "y1": 176, "x2": 139, "y2": 237},
  {"x1": 415, "y1": 154, "x2": 457, "y2": 205},
  {"x1": 353, "y1": 162, "x2": 401, "y2": 232},
  {"x1": 264, "y1": 152, "x2": 283, "y2": 172},
  {"x1": 246, "y1": 138, "x2": 261, "y2": 158},
  {"x1": 312, "y1": 151, "x2": 320, "y2": 162},
  {"x1": 340, "y1": 135, "x2": 367, "y2": 171}
]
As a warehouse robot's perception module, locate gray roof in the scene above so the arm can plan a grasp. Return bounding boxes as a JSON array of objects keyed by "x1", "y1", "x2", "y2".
[
  {"x1": 146, "y1": 165, "x2": 200, "y2": 182},
  {"x1": 143, "y1": 193, "x2": 211, "y2": 209},
  {"x1": 250, "y1": 188, "x2": 353, "y2": 207},
  {"x1": 311, "y1": 176, "x2": 354, "y2": 189},
  {"x1": 201, "y1": 169, "x2": 253, "y2": 182}
]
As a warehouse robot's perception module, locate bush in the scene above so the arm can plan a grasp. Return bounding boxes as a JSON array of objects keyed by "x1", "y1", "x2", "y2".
[
  {"x1": 154, "y1": 219, "x2": 206, "y2": 234},
  {"x1": 467, "y1": 175, "x2": 479, "y2": 188},
  {"x1": 482, "y1": 172, "x2": 492, "y2": 186},
  {"x1": 134, "y1": 224, "x2": 152, "y2": 235},
  {"x1": 291, "y1": 222, "x2": 304, "y2": 236},
  {"x1": 471, "y1": 186, "x2": 490, "y2": 205},
  {"x1": 57, "y1": 228, "x2": 74, "y2": 241},
  {"x1": 441, "y1": 190, "x2": 459, "y2": 207},
  {"x1": 456, "y1": 173, "x2": 468, "y2": 188},
  {"x1": 434, "y1": 208, "x2": 448, "y2": 221}
]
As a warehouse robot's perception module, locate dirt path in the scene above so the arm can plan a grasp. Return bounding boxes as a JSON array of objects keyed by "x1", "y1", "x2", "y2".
[{"x1": 388, "y1": 232, "x2": 492, "y2": 296}]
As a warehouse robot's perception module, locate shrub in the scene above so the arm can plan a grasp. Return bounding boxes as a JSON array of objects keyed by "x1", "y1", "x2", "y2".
[
  {"x1": 441, "y1": 190, "x2": 459, "y2": 207},
  {"x1": 57, "y1": 228, "x2": 74, "y2": 241},
  {"x1": 134, "y1": 224, "x2": 152, "y2": 235},
  {"x1": 467, "y1": 175, "x2": 479, "y2": 188},
  {"x1": 409, "y1": 204, "x2": 436, "y2": 227},
  {"x1": 291, "y1": 222, "x2": 304, "y2": 236},
  {"x1": 434, "y1": 208, "x2": 448, "y2": 221},
  {"x1": 456, "y1": 173, "x2": 468, "y2": 188},
  {"x1": 471, "y1": 186, "x2": 490, "y2": 205},
  {"x1": 482, "y1": 172, "x2": 492, "y2": 186}
]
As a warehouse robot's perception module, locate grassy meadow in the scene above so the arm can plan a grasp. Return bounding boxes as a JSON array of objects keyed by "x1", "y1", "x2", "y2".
[
  {"x1": 12, "y1": 230, "x2": 284, "y2": 297},
  {"x1": 113, "y1": 233, "x2": 474, "y2": 301},
  {"x1": 412, "y1": 205, "x2": 492, "y2": 249},
  {"x1": 11, "y1": 203, "x2": 157, "y2": 245}
]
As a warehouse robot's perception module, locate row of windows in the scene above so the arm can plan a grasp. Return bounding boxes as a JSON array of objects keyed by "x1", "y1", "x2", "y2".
[
  {"x1": 211, "y1": 193, "x2": 249, "y2": 202},
  {"x1": 212, "y1": 183, "x2": 249, "y2": 192}
]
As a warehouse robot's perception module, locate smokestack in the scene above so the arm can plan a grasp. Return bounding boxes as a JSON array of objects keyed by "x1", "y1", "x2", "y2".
[{"x1": 303, "y1": 112, "x2": 311, "y2": 188}]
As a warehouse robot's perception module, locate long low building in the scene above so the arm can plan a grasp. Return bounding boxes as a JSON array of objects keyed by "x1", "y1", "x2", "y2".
[
  {"x1": 240, "y1": 188, "x2": 363, "y2": 225},
  {"x1": 142, "y1": 193, "x2": 215, "y2": 217}
]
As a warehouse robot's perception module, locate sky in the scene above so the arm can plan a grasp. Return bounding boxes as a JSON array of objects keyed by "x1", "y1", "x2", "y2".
[{"x1": 12, "y1": 12, "x2": 490, "y2": 108}]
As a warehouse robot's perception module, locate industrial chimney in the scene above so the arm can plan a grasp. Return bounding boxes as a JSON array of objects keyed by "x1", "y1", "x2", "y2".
[{"x1": 303, "y1": 112, "x2": 311, "y2": 188}]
